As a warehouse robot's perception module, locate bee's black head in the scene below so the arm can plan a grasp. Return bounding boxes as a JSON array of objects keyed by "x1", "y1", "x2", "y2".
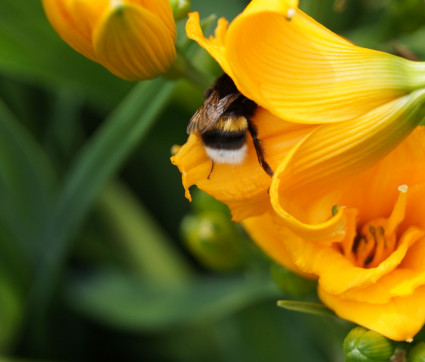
[{"x1": 213, "y1": 73, "x2": 239, "y2": 97}]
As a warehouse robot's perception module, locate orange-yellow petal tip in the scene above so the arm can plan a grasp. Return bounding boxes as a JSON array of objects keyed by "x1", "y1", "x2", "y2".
[
  {"x1": 185, "y1": 12, "x2": 232, "y2": 78},
  {"x1": 43, "y1": 0, "x2": 176, "y2": 80}
]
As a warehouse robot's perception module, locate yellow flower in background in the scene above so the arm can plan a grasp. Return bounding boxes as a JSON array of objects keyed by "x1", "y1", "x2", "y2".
[
  {"x1": 172, "y1": 0, "x2": 425, "y2": 341},
  {"x1": 42, "y1": 0, "x2": 177, "y2": 80}
]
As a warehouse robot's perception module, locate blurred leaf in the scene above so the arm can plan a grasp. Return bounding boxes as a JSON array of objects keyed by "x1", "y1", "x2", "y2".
[
  {"x1": 387, "y1": 0, "x2": 425, "y2": 35},
  {"x1": 271, "y1": 264, "x2": 317, "y2": 298},
  {"x1": 66, "y1": 270, "x2": 279, "y2": 331},
  {"x1": 97, "y1": 181, "x2": 191, "y2": 283},
  {"x1": 0, "y1": 358, "x2": 53, "y2": 362},
  {"x1": 300, "y1": 0, "x2": 364, "y2": 33},
  {"x1": 277, "y1": 300, "x2": 336, "y2": 317},
  {"x1": 0, "y1": 0, "x2": 131, "y2": 110},
  {"x1": 43, "y1": 88, "x2": 85, "y2": 168},
  {"x1": 0, "y1": 269, "x2": 24, "y2": 352},
  {"x1": 0, "y1": 99, "x2": 54, "y2": 258},
  {"x1": 395, "y1": 26, "x2": 425, "y2": 60},
  {"x1": 191, "y1": 0, "x2": 247, "y2": 20},
  {"x1": 29, "y1": 78, "x2": 177, "y2": 334}
]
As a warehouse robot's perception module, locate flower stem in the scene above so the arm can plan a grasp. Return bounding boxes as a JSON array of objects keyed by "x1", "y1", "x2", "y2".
[{"x1": 164, "y1": 50, "x2": 214, "y2": 90}]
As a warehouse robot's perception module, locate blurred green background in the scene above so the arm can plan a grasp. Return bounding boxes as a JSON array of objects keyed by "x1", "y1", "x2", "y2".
[{"x1": 0, "y1": 0, "x2": 424, "y2": 361}]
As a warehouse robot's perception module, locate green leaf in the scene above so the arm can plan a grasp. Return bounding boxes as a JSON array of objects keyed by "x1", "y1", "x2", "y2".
[
  {"x1": 0, "y1": 0, "x2": 131, "y2": 109},
  {"x1": 0, "y1": 268, "x2": 24, "y2": 352},
  {"x1": 0, "y1": 358, "x2": 53, "y2": 362},
  {"x1": 396, "y1": 26, "x2": 425, "y2": 60},
  {"x1": 96, "y1": 181, "x2": 192, "y2": 283},
  {"x1": 277, "y1": 300, "x2": 336, "y2": 317},
  {"x1": 0, "y1": 99, "x2": 54, "y2": 258},
  {"x1": 66, "y1": 270, "x2": 279, "y2": 331},
  {"x1": 29, "y1": 77, "x2": 177, "y2": 333}
]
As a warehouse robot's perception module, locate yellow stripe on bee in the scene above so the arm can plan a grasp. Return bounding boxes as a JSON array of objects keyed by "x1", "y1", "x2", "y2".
[{"x1": 215, "y1": 116, "x2": 248, "y2": 132}]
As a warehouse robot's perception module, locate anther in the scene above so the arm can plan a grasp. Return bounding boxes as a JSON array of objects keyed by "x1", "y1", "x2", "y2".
[{"x1": 286, "y1": 8, "x2": 296, "y2": 20}]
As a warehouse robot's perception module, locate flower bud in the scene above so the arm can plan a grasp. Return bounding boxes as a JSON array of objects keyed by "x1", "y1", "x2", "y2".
[
  {"x1": 180, "y1": 212, "x2": 243, "y2": 271},
  {"x1": 408, "y1": 342, "x2": 425, "y2": 362},
  {"x1": 42, "y1": 0, "x2": 177, "y2": 80},
  {"x1": 191, "y1": 189, "x2": 230, "y2": 216},
  {"x1": 169, "y1": 0, "x2": 191, "y2": 22},
  {"x1": 271, "y1": 263, "x2": 316, "y2": 298},
  {"x1": 344, "y1": 327, "x2": 395, "y2": 362}
]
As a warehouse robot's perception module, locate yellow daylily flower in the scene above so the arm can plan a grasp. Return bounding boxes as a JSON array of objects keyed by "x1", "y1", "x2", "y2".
[
  {"x1": 270, "y1": 89, "x2": 425, "y2": 242},
  {"x1": 42, "y1": 0, "x2": 177, "y2": 80},
  {"x1": 172, "y1": 0, "x2": 425, "y2": 342},
  {"x1": 244, "y1": 128, "x2": 425, "y2": 341},
  {"x1": 171, "y1": 108, "x2": 317, "y2": 221},
  {"x1": 186, "y1": 0, "x2": 425, "y2": 124},
  {"x1": 174, "y1": 0, "x2": 425, "y2": 224}
]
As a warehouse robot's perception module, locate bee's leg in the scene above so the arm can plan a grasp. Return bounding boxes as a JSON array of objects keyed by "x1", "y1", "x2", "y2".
[
  {"x1": 207, "y1": 160, "x2": 215, "y2": 179},
  {"x1": 247, "y1": 120, "x2": 274, "y2": 177}
]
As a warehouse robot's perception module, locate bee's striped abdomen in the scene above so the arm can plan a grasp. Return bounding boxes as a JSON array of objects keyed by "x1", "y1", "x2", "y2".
[
  {"x1": 201, "y1": 129, "x2": 247, "y2": 150},
  {"x1": 201, "y1": 118, "x2": 248, "y2": 164}
]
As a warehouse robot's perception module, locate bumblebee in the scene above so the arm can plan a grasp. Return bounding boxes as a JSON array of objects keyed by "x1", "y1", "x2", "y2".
[{"x1": 187, "y1": 73, "x2": 274, "y2": 178}]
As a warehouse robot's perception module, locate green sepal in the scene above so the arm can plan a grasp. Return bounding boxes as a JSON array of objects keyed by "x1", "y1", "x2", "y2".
[
  {"x1": 277, "y1": 300, "x2": 335, "y2": 317},
  {"x1": 343, "y1": 326, "x2": 395, "y2": 362}
]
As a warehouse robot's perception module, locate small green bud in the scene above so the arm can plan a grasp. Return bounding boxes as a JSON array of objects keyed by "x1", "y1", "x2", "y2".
[
  {"x1": 271, "y1": 263, "x2": 316, "y2": 298},
  {"x1": 181, "y1": 212, "x2": 243, "y2": 271},
  {"x1": 191, "y1": 189, "x2": 230, "y2": 216},
  {"x1": 344, "y1": 327, "x2": 395, "y2": 362},
  {"x1": 169, "y1": 0, "x2": 191, "y2": 22},
  {"x1": 408, "y1": 342, "x2": 425, "y2": 362}
]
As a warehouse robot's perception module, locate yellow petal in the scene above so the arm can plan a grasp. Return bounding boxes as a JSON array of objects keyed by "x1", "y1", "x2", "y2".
[
  {"x1": 93, "y1": 2, "x2": 176, "y2": 80},
  {"x1": 186, "y1": 1, "x2": 425, "y2": 124},
  {"x1": 186, "y1": 12, "x2": 233, "y2": 78},
  {"x1": 242, "y1": 211, "x2": 315, "y2": 279},
  {"x1": 271, "y1": 208, "x2": 420, "y2": 294},
  {"x1": 42, "y1": 0, "x2": 109, "y2": 61},
  {"x1": 171, "y1": 108, "x2": 316, "y2": 221},
  {"x1": 133, "y1": 0, "x2": 176, "y2": 38},
  {"x1": 319, "y1": 285, "x2": 425, "y2": 341},
  {"x1": 337, "y1": 235, "x2": 425, "y2": 304},
  {"x1": 339, "y1": 128, "x2": 425, "y2": 228},
  {"x1": 270, "y1": 89, "x2": 425, "y2": 242}
]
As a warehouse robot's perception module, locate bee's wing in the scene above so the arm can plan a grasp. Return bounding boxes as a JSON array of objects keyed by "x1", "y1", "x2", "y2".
[{"x1": 186, "y1": 92, "x2": 241, "y2": 134}]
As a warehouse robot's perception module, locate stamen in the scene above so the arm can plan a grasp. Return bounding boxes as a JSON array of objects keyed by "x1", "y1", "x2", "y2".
[
  {"x1": 337, "y1": 186, "x2": 409, "y2": 268},
  {"x1": 286, "y1": 8, "x2": 296, "y2": 20},
  {"x1": 356, "y1": 235, "x2": 375, "y2": 267},
  {"x1": 387, "y1": 185, "x2": 408, "y2": 235},
  {"x1": 336, "y1": 208, "x2": 359, "y2": 264},
  {"x1": 368, "y1": 226, "x2": 386, "y2": 268}
]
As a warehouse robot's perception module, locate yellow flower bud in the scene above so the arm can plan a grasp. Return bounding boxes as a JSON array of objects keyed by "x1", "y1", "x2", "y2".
[
  {"x1": 344, "y1": 327, "x2": 395, "y2": 362},
  {"x1": 42, "y1": 0, "x2": 177, "y2": 80}
]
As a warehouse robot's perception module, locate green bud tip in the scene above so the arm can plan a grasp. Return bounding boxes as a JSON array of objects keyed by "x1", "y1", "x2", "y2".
[
  {"x1": 343, "y1": 326, "x2": 395, "y2": 362},
  {"x1": 408, "y1": 341, "x2": 425, "y2": 362},
  {"x1": 180, "y1": 211, "x2": 243, "y2": 271},
  {"x1": 169, "y1": 0, "x2": 191, "y2": 22}
]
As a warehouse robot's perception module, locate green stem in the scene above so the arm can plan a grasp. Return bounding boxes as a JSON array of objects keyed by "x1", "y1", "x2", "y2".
[
  {"x1": 28, "y1": 77, "x2": 177, "y2": 349},
  {"x1": 165, "y1": 50, "x2": 215, "y2": 90}
]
